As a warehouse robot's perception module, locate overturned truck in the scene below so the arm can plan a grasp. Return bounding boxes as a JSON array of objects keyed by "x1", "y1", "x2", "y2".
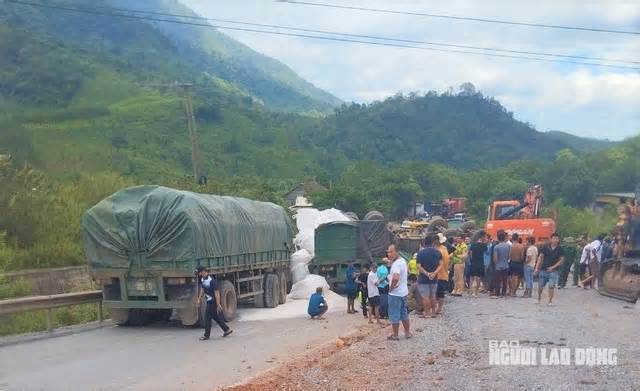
[
  {"x1": 600, "y1": 193, "x2": 640, "y2": 303},
  {"x1": 82, "y1": 186, "x2": 294, "y2": 326}
]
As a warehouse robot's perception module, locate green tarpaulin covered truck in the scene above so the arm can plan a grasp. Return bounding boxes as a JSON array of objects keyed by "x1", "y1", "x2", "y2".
[{"x1": 82, "y1": 186, "x2": 294, "y2": 326}]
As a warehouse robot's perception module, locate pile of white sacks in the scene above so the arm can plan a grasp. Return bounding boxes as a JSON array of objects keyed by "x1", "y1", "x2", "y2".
[{"x1": 287, "y1": 208, "x2": 351, "y2": 300}]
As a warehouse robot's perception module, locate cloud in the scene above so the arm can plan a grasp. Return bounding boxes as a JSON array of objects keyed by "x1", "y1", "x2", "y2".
[{"x1": 183, "y1": 0, "x2": 640, "y2": 140}]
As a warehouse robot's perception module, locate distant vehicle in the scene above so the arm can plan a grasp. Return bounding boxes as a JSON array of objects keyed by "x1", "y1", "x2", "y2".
[
  {"x1": 310, "y1": 211, "x2": 391, "y2": 288},
  {"x1": 484, "y1": 184, "x2": 555, "y2": 243},
  {"x1": 83, "y1": 186, "x2": 293, "y2": 326},
  {"x1": 452, "y1": 213, "x2": 465, "y2": 221},
  {"x1": 425, "y1": 197, "x2": 466, "y2": 219}
]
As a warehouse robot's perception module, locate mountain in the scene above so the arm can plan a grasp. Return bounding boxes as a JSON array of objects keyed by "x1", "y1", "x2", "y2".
[
  {"x1": 544, "y1": 130, "x2": 615, "y2": 152},
  {"x1": 0, "y1": 0, "x2": 341, "y2": 113},
  {"x1": 0, "y1": 1, "x2": 613, "y2": 183},
  {"x1": 304, "y1": 88, "x2": 609, "y2": 169}
]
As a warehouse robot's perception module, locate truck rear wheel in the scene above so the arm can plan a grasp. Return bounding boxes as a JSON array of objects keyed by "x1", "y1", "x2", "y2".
[
  {"x1": 110, "y1": 308, "x2": 130, "y2": 325},
  {"x1": 264, "y1": 273, "x2": 280, "y2": 308},
  {"x1": 178, "y1": 303, "x2": 200, "y2": 327},
  {"x1": 254, "y1": 274, "x2": 266, "y2": 308},
  {"x1": 127, "y1": 309, "x2": 151, "y2": 326},
  {"x1": 277, "y1": 270, "x2": 288, "y2": 304},
  {"x1": 219, "y1": 280, "x2": 237, "y2": 321}
]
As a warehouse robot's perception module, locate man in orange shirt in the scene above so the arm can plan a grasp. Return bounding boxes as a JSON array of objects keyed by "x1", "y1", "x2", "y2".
[{"x1": 436, "y1": 233, "x2": 451, "y2": 314}]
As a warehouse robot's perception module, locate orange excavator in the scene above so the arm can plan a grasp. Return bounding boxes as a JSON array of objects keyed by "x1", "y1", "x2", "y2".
[{"x1": 484, "y1": 184, "x2": 555, "y2": 243}]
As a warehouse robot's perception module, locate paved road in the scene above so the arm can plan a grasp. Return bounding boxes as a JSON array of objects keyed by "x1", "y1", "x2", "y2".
[
  {"x1": 234, "y1": 287, "x2": 640, "y2": 390},
  {"x1": 0, "y1": 305, "x2": 362, "y2": 391}
]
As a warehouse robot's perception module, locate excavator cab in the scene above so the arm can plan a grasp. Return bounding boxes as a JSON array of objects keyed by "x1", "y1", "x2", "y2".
[{"x1": 599, "y1": 202, "x2": 640, "y2": 303}]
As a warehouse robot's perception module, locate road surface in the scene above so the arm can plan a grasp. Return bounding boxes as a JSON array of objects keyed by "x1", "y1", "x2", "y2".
[
  {"x1": 230, "y1": 287, "x2": 640, "y2": 390},
  {"x1": 0, "y1": 301, "x2": 361, "y2": 391}
]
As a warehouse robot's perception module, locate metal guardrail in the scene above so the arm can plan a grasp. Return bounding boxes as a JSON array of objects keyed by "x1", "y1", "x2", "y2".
[{"x1": 0, "y1": 290, "x2": 104, "y2": 332}]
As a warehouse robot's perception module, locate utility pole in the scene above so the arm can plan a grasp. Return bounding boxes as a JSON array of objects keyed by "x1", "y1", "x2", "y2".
[{"x1": 143, "y1": 82, "x2": 205, "y2": 184}]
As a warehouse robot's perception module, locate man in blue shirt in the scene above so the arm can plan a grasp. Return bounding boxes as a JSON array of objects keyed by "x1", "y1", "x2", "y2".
[
  {"x1": 376, "y1": 259, "x2": 390, "y2": 318},
  {"x1": 345, "y1": 261, "x2": 358, "y2": 314},
  {"x1": 308, "y1": 287, "x2": 328, "y2": 319}
]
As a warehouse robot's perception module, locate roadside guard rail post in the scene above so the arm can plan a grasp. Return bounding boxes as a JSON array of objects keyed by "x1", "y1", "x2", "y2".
[{"x1": 0, "y1": 290, "x2": 103, "y2": 332}]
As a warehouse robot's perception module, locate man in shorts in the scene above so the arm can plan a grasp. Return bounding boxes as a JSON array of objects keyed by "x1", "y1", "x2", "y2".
[
  {"x1": 417, "y1": 235, "x2": 443, "y2": 317},
  {"x1": 386, "y1": 244, "x2": 411, "y2": 340},
  {"x1": 535, "y1": 232, "x2": 565, "y2": 306}
]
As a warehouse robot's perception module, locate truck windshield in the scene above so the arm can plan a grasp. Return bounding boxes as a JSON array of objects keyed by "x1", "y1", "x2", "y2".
[{"x1": 495, "y1": 205, "x2": 516, "y2": 220}]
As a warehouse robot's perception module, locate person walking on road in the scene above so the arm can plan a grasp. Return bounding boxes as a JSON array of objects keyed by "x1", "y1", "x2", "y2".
[
  {"x1": 386, "y1": 244, "x2": 411, "y2": 340},
  {"x1": 196, "y1": 266, "x2": 233, "y2": 341},
  {"x1": 508, "y1": 233, "x2": 525, "y2": 296},
  {"x1": 451, "y1": 236, "x2": 468, "y2": 296},
  {"x1": 492, "y1": 231, "x2": 510, "y2": 298},
  {"x1": 417, "y1": 235, "x2": 443, "y2": 318},
  {"x1": 523, "y1": 237, "x2": 538, "y2": 298},
  {"x1": 535, "y1": 233, "x2": 565, "y2": 305}
]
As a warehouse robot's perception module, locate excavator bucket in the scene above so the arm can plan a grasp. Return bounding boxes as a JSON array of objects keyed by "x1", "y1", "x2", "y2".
[{"x1": 599, "y1": 258, "x2": 640, "y2": 303}]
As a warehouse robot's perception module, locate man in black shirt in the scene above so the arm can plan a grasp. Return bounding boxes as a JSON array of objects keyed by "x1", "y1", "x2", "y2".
[
  {"x1": 534, "y1": 233, "x2": 565, "y2": 306},
  {"x1": 357, "y1": 264, "x2": 369, "y2": 317},
  {"x1": 197, "y1": 266, "x2": 233, "y2": 341}
]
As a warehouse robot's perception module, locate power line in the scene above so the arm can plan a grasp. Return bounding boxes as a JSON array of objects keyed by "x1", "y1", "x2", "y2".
[
  {"x1": 7, "y1": 0, "x2": 640, "y2": 71},
  {"x1": 19, "y1": 0, "x2": 638, "y2": 65},
  {"x1": 280, "y1": 1, "x2": 640, "y2": 36}
]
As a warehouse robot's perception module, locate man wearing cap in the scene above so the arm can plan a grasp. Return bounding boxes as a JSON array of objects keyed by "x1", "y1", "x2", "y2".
[{"x1": 196, "y1": 266, "x2": 233, "y2": 341}]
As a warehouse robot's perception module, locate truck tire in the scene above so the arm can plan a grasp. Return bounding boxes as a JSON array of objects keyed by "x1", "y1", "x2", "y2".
[
  {"x1": 127, "y1": 309, "x2": 150, "y2": 326},
  {"x1": 427, "y1": 217, "x2": 448, "y2": 232},
  {"x1": 264, "y1": 273, "x2": 280, "y2": 308},
  {"x1": 178, "y1": 303, "x2": 200, "y2": 327},
  {"x1": 277, "y1": 270, "x2": 288, "y2": 304},
  {"x1": 254, "y1": 274, "x2": 266, "y2": 308},
  {"x1": 219, "y1": 280, "x2": 237, "y2": 321},
  {"x1": 444, "y1": 228, "x2": 463, "y2": 239},
  {"x1": 110, "y1": 308, "x2": 130, "y2": 325},
  {"x1": 461, "y1": 220, "x2": 476, "y2": 232},
  {"x1": 364, "y1": 210, "x2": 384, "y2": 221},
  {"x1": 150, "y1": 309, "x2": 173, "y2": 322}
]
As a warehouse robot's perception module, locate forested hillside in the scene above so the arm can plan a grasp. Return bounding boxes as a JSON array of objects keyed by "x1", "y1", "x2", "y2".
[
  {"x1": 0, "y1": 0, "x2": 340, "y2": 113},
  {"x1": 0, "y1": 0, "x2": 636, "y2": 272}
]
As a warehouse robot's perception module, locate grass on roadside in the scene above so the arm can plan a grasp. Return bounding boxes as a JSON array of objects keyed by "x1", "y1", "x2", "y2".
[{"x1": 0, "y1": 303, "x2": 109, "y2": 337}]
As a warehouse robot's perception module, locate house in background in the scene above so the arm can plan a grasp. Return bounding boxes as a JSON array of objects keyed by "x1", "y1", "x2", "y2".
[{"x1": 284, "y1": 181, "x2": 326, "y2": 207}]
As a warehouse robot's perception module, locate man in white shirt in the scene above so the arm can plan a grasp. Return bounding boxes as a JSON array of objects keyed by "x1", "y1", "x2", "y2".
[
  {"x1": 386, "y1": 244, "x2": 411, "y2": 340},
  {"x1": 367, "y1": 263, "x2": 382, "y2": 324},
  {"x1": 588, "y1": 234, "x2": 605, "y2": 289}
]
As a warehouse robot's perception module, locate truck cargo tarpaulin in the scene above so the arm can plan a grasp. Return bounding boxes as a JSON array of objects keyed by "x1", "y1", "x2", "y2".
[{"x1": 82, "y1": 186, "x2": 294, "y2": 268}]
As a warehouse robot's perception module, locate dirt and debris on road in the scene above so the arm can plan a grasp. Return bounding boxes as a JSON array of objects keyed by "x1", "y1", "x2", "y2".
[{"x1": 225, "y1": 287, "x2": 640, "y2": 391}]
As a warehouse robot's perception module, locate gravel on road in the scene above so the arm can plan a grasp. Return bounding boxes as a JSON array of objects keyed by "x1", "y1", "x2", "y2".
[{"x1": 229, "y1": 287, "x2": 639, "y2": 391}]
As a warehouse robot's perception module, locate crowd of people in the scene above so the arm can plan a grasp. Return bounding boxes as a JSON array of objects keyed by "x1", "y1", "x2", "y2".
[{"x1": 307, "y1": 228, "x2": 617, "y2": 341}]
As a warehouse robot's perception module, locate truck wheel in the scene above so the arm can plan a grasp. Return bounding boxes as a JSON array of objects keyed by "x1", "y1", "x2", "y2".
[
  {"x1": 264, "y1": 273, "x2": 280, "y2": 308},
  {"x1": 444, "y1": 228, "x2": 463, "y2": 239},
  {"x1": 110, "y1": 308, "x2": 130, "y2": 325},
  {"x1": 428, "y1": 217, "x2": 448, "y2": 232},
  {"x1": 277, "y1": 270, "x2": 288, "y2": 304},
  {"x1": 254, "y1": 275, "x2": 266, "y2": 308},
  {"x1": 178, "y1": 303, "x2": 199, "y2": 327},
  {"x1": 127, "y1": 309, "x2": 150, "y2": 326},
  {"x1": 219, "y1": 280, "x2": 237, "y2": 321},
  {"x1": 150, "y1": 309, "x2": 173, "y2": 322},
  {"x1": 461, "y1": 220, "x2": 476, "y2": 232}
]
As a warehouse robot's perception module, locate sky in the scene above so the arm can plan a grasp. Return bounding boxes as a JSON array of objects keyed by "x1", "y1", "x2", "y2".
[{"x1": 183, "y1": 0, "x2": 640, "y2": 140}]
